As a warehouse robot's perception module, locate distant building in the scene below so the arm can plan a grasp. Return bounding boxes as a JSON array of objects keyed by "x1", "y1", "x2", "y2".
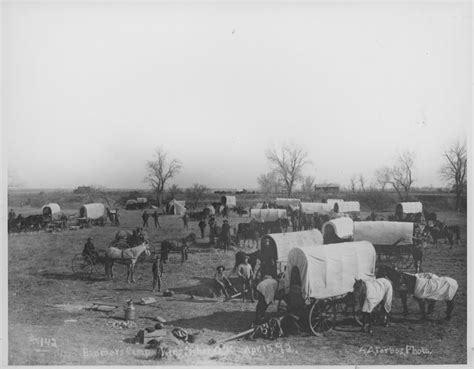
[{"x1": 314, "y1": 183, "x2": 340, "y2": 193}]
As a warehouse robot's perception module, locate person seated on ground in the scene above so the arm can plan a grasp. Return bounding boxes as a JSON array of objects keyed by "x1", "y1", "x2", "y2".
[
  {"x1": 238, "y1": 256, "x2": 255, "y2": 302},
  {"x1": 255, "y1": 274, "x2": 285, "y2": 325},
  {"x1": 214, "y1": 266, "x2": 234, "y2": 298},
  {"x1": 82, "y1": 237, "x2": 98, "y2": 263}
]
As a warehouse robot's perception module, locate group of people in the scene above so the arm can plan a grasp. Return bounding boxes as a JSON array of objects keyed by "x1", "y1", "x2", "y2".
[
  {"x1": 142, "y1": 210, "x2": 161, "y2": 229},
  {"x1": 213, "y1": 252, "x2": 283, "y2": 324},
  {"x1": 198, "y1": 215, "x2": 231, "y2": 251}
]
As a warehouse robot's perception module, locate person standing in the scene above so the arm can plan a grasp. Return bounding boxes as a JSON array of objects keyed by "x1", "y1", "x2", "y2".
[
  {"x1": 115, "y1": 208, "x2": 120, "y2": 226},
  {"x1": 142, "y1": 210, "x2": 149, "y2": 228},
  {"x1": 182, "y1": 213, "x2": 189, "y2": 231},
  {"x1": 198, "y1": 218, "x2": 206, "y2": 238},
  {"x1": 152, "y1": 256, "x2": 162, "y2": 292},
  {"x1": 220, "y1": 219, "x2": 231, "y2": 252},
  {"x1": 152, "y1": 210, "x2": 160, "y2": 229},
  {"x1": 237, "y1": 256, "x2": 254, "y2": 302}
]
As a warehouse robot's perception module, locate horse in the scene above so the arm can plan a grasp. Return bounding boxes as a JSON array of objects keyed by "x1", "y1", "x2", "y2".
[
  {"x1": 353, "y1": 278, "x2": 393, "y2": 333},
  {"x1": 423, "y1": 224, "x2": 454, "y2": 248},
  {"x1": 376, "y1": 265, "x2": 458, "y2": 320},
  {"x1": 104, "y1": 241, "x2": 151, "y2": 283}
]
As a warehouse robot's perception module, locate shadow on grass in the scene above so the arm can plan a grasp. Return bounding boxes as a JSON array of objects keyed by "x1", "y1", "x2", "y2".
[
  {"x1": 40, "y1": 272, "x2": 106, "y2": 283},
  {"x1": 167, "y1": 310, "x2": 255, "y2": 333}
]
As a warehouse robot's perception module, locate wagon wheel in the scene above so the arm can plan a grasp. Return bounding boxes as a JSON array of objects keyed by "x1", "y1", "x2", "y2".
[
  {"x1": 308, "y1": 299, "x2": 337, "y2": 335},
  {"x1": 72, "y1": 254, "x2": 93, "y2": 276},
  {"x1": 335, "y1": 294, "x2": 363, "y2": 326}
]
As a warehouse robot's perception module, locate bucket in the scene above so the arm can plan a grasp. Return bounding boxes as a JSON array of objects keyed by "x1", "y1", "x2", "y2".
[{"x1": 124, "y1": 300, "x2": 136, "y2": 321}]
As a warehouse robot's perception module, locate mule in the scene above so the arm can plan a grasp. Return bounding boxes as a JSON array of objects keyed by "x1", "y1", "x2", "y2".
[
  {"x1": 376, "y1": 265, "x2": 458, "y2": 320},
  {"x1": 104, "y1": 241, "x2": 151, "y2": 283},
  {"x1": 353, "y1": 278, "x2": 393, "y2": 334}
]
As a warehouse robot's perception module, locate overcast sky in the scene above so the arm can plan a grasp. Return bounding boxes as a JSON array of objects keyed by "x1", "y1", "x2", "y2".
[{"x1": 3, "y1": 2, "x2": 471, "y2": 190}]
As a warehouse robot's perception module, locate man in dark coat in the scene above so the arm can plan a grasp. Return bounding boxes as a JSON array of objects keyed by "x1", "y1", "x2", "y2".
[
  {"x1": 142, "y1": 210, "x2": 149, "y2": 228},
  {"x1": 152, "y1": 210, "x2": 160, "y2": 228},
  {"x1": 82, "y1": 237, "x2": 98, "y2": 263},
  {"x1": 220, "y1": 219, "x2": 231, "y2": 252},
  {"x1": 198, "y1": 219, "x2": 206, "y2": 238}
]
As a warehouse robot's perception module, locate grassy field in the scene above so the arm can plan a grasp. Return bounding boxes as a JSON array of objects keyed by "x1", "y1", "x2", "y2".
[{"x1": 8, "y1": 206, "x2": 467, "y2": 365}]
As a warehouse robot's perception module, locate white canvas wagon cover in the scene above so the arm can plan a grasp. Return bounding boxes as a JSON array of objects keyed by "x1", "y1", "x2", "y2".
[
  {"x1": 261, "y1": 229, "x2": 324, "y2": 265},
  {"x1": 334, "y1": 201, "x2": 360, "y2": 213},
  {"x1": 275, "y1": 198, "x2": 301, "y2": 209},
  {"x1": 326, "y1": 199, "x2": 344, "y2": 208},
  {"x1": 353, "y1": 221, "x2": 414, "y2": 246},
  {"x1": 300, "y1": 202, "x2": 333, "y2": 214},
  {"x1": 284, "y1": 241, "x2": 376, "y2": 299},
  {"x1": 251, "y1": 209, "x2": 287, "y2": 222},
  {"x1": 41, "y1": 203, "x2": 61, "y2": 216},
  {"x1": 79, "y1": 203, "x2": 106, "y2": 220},
  {"x1": 322, "y1": 217, "x2": 354, "y2": 240},
  {"x1": 168, "y1": 199, "x2": 186, "y2": 215},
  {"x1": 221, "y1": 196, "x2": 237, "y2": 208},
  {"x1": 396, "y1": 202, "x2": 423, "y2": 214}
]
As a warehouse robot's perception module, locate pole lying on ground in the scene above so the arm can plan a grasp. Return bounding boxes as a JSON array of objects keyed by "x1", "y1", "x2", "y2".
[
  {"x1": 217, "y1": 292, "x2": 242, "y2": 304},
  {"x1": 210, "y1": 328, "x2": 255, "y2": 346}
]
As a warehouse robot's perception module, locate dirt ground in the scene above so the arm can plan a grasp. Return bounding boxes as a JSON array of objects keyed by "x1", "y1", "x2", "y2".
[{"x1": 8, "y1": 208, "x2": 467, "y2": 365}]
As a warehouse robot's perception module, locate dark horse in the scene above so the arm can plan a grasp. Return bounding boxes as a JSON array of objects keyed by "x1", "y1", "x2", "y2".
[
  {"x1": 353, "y1": 278, "x2": 392, "y2": 334},
  {"x1": 376, "y1": 265, "x2": 457, "y2": 320}
]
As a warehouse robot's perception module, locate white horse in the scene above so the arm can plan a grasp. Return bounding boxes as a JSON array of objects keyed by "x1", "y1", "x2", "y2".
[{"x1": 104, "y1": 241, "x2": 151, "y2": 283}]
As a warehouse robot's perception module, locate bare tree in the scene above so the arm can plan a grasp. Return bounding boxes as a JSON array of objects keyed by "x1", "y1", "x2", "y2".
[
  {"x1": 358, "y1": 173, "x2": 366, "y2": 192},
  {"x1": 440, "y1": 140, "x2": 467, "y2": 211},
  {"x1": 374, "y1": 167, "x2": 391, "y2": 191},
  {"x1": 257, "y1": 171, "x2": 283, "y2": 196},
  {"x1": 167, "y1": 184, "x2": 182, "y2": 199},
  {"x1": 301, "y1": 175, "x2": 316, "y2": 201},
  {"x1": 350, "y1": 175, "x2": 357, "y2": 193},
  {"x1": 388, "y1": 151, "x2": 416, "y2": 201},
  {"x1": 185, "y1": 184, "x2": 209, "y2": 209},
  {"x1": 145, "y1": 147, "x2": 182, "y2": 206},
  {"x1": 265, "y1": 144, "x2": 310, "y2": 197}
]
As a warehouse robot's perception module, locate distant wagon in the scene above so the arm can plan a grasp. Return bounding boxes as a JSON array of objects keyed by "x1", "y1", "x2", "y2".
[
  {"x1": 395, "y1": 202, "x2": 423, "y2": 222},
  {"x1": 78, "y1": 203, "x2": 107, "y2": 227},
  {"x1": 250, "y1": 208, "x2": 287, "y2": 222},
  {"x1": 221, "y1": 195, "x2": 237, "y2": 208},
  {"x1": 280, "y1": 241, "x2": 376, "y2": 335},
  {"x1": 41, "y1": 203, "x2": 62, "y2": 222},
  {"x1": 326, "y1": 199, "x2": 344, "y2": 208},
  {"x1": 125, "y1": 199, "x2": 138, "y2": 210},
  {"x1": 136, "y1": 197, "x2": 148, "y2": 210},
  {"x1": 333, "y1": 201, "x2": 360, "y2": 215},
  {"x1": 260, "y1": 229, "x2": 324, "y2": 275},
  {"x1": 275, "y1": 198, "x2": 301, "y2": 211},
  {"x1": 321, "y1": 217, "x2": 354, "y2": 244},
  {"x1": 300, "y1": 202, "x2": 333, "y2": 215}
]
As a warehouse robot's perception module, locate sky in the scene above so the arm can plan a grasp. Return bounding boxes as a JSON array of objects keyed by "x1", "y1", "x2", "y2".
[{"x1": 3, "y1": 2, "x2": 471, "y2": 190}]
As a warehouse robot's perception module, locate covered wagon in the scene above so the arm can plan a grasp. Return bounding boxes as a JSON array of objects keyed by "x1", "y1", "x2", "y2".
[
  {"x1": 221, "y1": 195, "x2": 237, "y2": 208},
  {"x1": 321, "y1": 217, "x2": 354, "y2": 244},
  {"x1": 275, "y1": 198, "x2": 301, "y2": 211},
  {"x1": 78, "y1": 203, "x2": 107, "y2": 226},
  {"x1": 41, "y1": 203, "x2": 62, "y2": 221},
  {"x1": 260, "y1": 229, "x2": 324, "y2": 275},
  {"x1": 300, "y1": 202, "x2": 332, "y2": 215},
  {"x1": 326, "y1": 199, "x2": 344, "y2": 208},
  {"x1": 281, "y1": 241, "x2": 376, "y2": 334},
  {"x1": 395, "y1": 202, "x2": 423, "y2": 222},
  {"x1": 125, "y1": 199, "x2": 138, "y2": 210},
  {"x1": 333, "y1": 201, "x2": 360, "y2": 214},
  {"x1": 250, "y1": 208, "x2": 287, "y2": 222},
  {"x1": 353, "y1": 221, "x2": 417, "y2": 269},
  {"x1": 136, "y1": 197, "x2": 148, "y2": 209}
]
